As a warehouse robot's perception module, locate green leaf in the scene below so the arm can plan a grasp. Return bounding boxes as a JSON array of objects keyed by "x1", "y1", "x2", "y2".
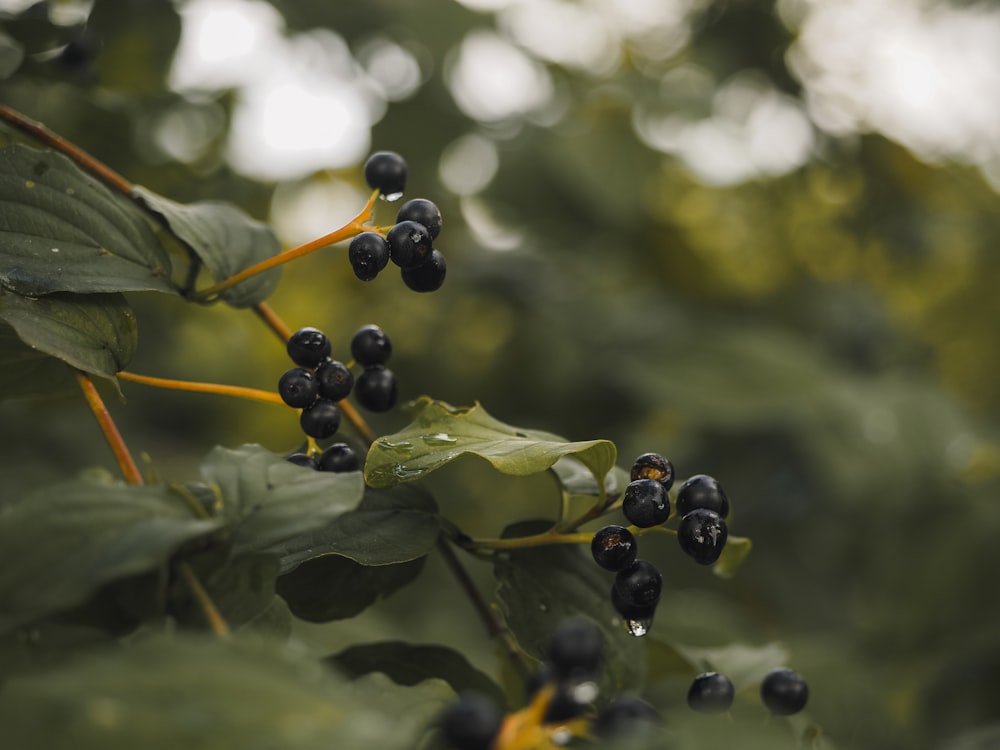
[
  {"x1": 169, "y1": 553, "x2": 279, "y2": 631},
  {"x1": 276, "y1": 556, "x2": 425, "y2": 623},
  {"x1": 328, "y1": 641, "x2": 506, "y2": 706},
  {"x1": 0, "y1": 476, "x2": 223, "y2": 634},
  {"x1": 132, "y1": 187, "x2": 281, "y2": 308},
  {"x1": 0, "y1": 30, "x2": 25, "y2": 79},
  {"x1": 265, "y1": 484, "x2": 440, "y2": 573},
  {"x1": 197, "y1": 444, "x2": 366, "y2": 554},
  {"x1": 494, "y1": 520, "x2": 647, "y2": 696},
  {"x1": 365, "y1": 398, "x2": 617, "y2": 492},
  {"x1": 0, "y1": 144, "x2": 177, "y2": 296},
  {"x1": 0, "y1": 636, "x2": 451, "y2": 750},
  {"x1": 0, "y1": 290, "x2": 136, "y2": 388},
  {"x1": 0, "y1": 321, "x2": 75, "y2": 397},
  {"x1": 714, "y1": 535, "x2": 752, "y2": 578}
]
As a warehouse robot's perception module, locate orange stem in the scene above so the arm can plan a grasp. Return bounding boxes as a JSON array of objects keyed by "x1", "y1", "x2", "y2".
[
  {"x1": 176, "y1": 561, "x2": 231, "y2": 638},
  {"x1": 252, "y1": 302, "x2": 293, "y2": 341},
  {"x1": 117, "y1": 370, "x2": 284, "y2": 406},
  {"x1": 75, "y1": 371, "x2": 144, "y2": 486}
]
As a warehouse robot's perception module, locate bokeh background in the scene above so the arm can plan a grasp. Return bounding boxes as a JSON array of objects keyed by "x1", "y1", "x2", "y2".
[{"x1": 2, "y1": 0, "x2": 1000, "y2": 747}]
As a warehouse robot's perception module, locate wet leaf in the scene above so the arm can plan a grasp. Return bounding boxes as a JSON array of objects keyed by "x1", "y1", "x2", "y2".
[{"x1": 714, "y1": 535, "x2": 752, "y2": 578}]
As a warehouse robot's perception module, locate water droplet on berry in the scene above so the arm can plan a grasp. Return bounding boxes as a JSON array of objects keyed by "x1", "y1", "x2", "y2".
[
  {"x1": 624, "y1": 617, "x2": 652, "y2": 637},
  {"x1": 571, "y1": 681, "x2": 599, "y2": 703},
  {"x1": 381, "y1": 191, "x2": 404, "y2": 202},
  {"x1": 420, "y1": 433, "x2": 458, "y2": 446},
  {"x1": 551, "y1": 729, "x2": 572, "y2": 745}
]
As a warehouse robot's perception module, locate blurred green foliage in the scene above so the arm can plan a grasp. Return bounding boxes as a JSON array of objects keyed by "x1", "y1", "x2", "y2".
[{"x1": 1, "y1": 1, "x2": 999, "y2": 748}]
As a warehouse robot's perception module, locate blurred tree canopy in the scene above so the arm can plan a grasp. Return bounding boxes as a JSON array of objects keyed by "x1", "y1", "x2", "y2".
[{"x1": 1, "y1": 1, "x2": 999, "y2": 748}]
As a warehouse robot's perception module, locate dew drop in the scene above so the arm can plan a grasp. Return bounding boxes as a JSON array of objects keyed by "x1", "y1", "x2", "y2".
[
  {"x1": 380, "y1": 439, "x2": 414, "y2": 453},
  {"x1": 419, "y1": 433, "x2": 458, "y2": 446},
  {"x1": 381, "y1": 191, "x2": 404, "y2": 202},
  {"x1": 538, "y1": 602, "x2": 549, "y2": 612},
  {"x1": 625, "y1": 617, "x2": 652, "y2": 637},
  {"x1": 391, "y1": 463, "x2": 425, "y2": 479}
]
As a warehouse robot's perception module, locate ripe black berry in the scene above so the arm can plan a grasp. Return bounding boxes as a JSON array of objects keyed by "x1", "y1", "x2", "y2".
[
  {"x1": 593, "y1": 695, "x2": 660, "y2": 737},
  {"x1": 285, "y1": 452, "x2": 317, "y2": 469},
  {"x1": 611, "y1": 585, "x2": 657, "y2": 624},
  {"x1": 317, "y1": 442, "x2": 360, "y2": 473},
  {"x1": 630, "y1": 452, "x2": 674, "y2": 490},
  {"x1": 542, "y1": 686, "x2": 589, "y2": 724},
  {"x1": 397, "y1": 198, "x2": 443, "y2": 240},
  {"x1": 438, "y1": 691, "x2": 504, "y2": 750},
  {"x1": 386, "y1": 220, "x2": 433, "y2": 269},
  {"x1": 299, "y1": 398, "x2": 341, "y2": 439},
  {"x1": 401, "y1": 248, "x2": 447, "y2": 292},
  {"x1": 354, "y1": 365, "x2": 398, "y2": 412},
  {"x1": 348, "y1": 232, "x2": 390, "y2": 282},
  {"x1": 286, "y1": 327, "x2": 331, "y2": 368},
  {"x1": 613, "y1": 560, "x2": 662, "y2": 609},
  {"x1": 622, "y1": 479, "x2": 670, "y2": 528},
  {"x1": 591, "y1": 525, "x2": 638, "y2": 572},
  {"x1": 676, "y1": 474, "x2": 730, "y2": 518},
  {"x1": 364, "y1": 150, "x2": 407, "y2": 199},
  {"x1": 350, "y1": 324, "x2": 392, "y2": 366},
  {"x1": 687, "y1": 672, "x2": 735, "y2": 713},
  {"x1": 547, "y1": 618, "x2": 603, "y2": 681},
  {"x1": 315, "y1": 359, "x2": 354, "y2": 401},
  {"x1": 278, "y1": 367, "x2": 318, "y2": 408},
  {"x1": 760, "y1": 668, "x2": 809, "y2": 716},
  {"x1": 677, "y1": 508, "x2": 728, "y2": 565}
]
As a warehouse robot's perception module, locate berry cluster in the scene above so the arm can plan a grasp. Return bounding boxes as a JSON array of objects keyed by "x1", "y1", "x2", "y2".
[
  {"x1": 590, "y1": 453, "x2": 731, "y2": 634},
  {"x1": 277, "y1": 324, "x2": 398, "y2": 470},
  {"x1": 350, "y1": 152, "x2": 447, "y2": 292},
  {"x1": 686, "y1": 666, "x2": 809, "y2": 717}
]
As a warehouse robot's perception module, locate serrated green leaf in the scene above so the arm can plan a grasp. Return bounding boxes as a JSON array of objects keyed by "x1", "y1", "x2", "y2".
[
  {"x1": 494, "y1": 520, "x2": 646, "y2": 696},
  {"x1": 132, "y1": 186, "x2": 281, "y2": 308},
  {"x1": 0, "y1": 144, "x2": 177, "y2": 296},
  {"x1": 713, "y1": 535, "x2": 752, "y2": 578},
  {"x1": 265, "y1": 484, "x2": 440, "y2": 573},
  {"x1": 0, "y1": 477, "x2": 223, "y2": 634},
  {"x1": 0, "y1": 636, "x2": 451, "y2": 750},
  {"x1": 365, "y1": 398, "x2": 617, "y2": 493},
  {"x1": 328, "y1": 641, "x2": 506, "y2": 706},
  {"x1": 0, "y1": 290, "x2": 136, "y2": 390},
  {"x1": 197, "y1": 444, "x2": 366, "y2": 554}
]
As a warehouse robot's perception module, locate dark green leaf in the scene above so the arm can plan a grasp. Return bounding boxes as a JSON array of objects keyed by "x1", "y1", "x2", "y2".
[
  {"x1": 714, "y1": 535, "x2": 752, "y2": 578},
  {"x1": 276, "y1": 555, "x2": 425, "y2": 623},
  {"x1": 0, "y1": 30, "x2": 25, "y2": 79},
  {"x1": 170, "y1": 553, "x2": 279, "y2": 631},
  {"x1": 0, "y1": 476, "x2": 223, "y2": 634},
  {"x1": 266, "y1": 484, "x2": 440, "y2": 573},
  {"x1": 0, "y1": 290, "x2": 136, "y2": 388},
  {"x1": 0, "y1": 144, "x2": 176, "y2": 296},
  {"x1": 0, "y1": 321, "x2": 75, "y2": 397},
  {"x1": 328, "y1": 641, "x2": 506, "y2": 706},
  {"x1": 494, "y1": 520, "x2": 646, "y2": 696},
  {"x1": 197, "y1": 444, "x2": 366, "y2": 554},
  {"x1": 365, "y1": 398, "x2": 617, "y2": 491},
  {"x1": 241, "y1": 595, "x2": 293, "y2": 639},
  {"x1": 132, "y1": 187, "x2": 281, "y2": 308}
]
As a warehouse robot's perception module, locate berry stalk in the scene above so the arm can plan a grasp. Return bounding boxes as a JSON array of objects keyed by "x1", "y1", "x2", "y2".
[
  {"x1": 75, "y1": 371, "x2": 144, "y2": 486},
  {"x1": 117, "y1": 371, "x2": 285, "y2": 406},
  {"x1": 175, "y1": 561, "x2": 231, "y2": 638}
]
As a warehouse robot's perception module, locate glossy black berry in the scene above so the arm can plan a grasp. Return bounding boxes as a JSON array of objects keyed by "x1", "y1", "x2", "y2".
[
  {"x1": 676, "y1": 474, "x2": 730, "y2": 518},
  {"x1": 677, "y1": 508, "x2": 728, "y2": 565},
  {"x1": 364, "y1": 150, "x2": 407, "y2": 198},
  {"x1": 630, "y1": 452, "x2": 675, "y2": 490},
  {"x1": 317, "y1": 442, "x2": 360, "y2": 473},
  {"x1": 593, "y1": 695, "x2": 660, "y2": 737},
  {"x1": 613, "y1": 560, "x2": 662, "y2": 609},
  {"x1": 760, "y1": 668, "x2": 809, "y2": 715},
  {"x1": 348, "y1": 232, "x2": 390, "y2": 281},
  {"x1": 354, "y1": 365, "x2": 398, "y2": 412},
  {"x1": 397, "y1": 198, "x2": 443, "y2": 240},
  {"x1": 285, "y1": 452, "x2": 317, "y2": 469},
  {"x1": 286, "y1": 327, "x2": 331, "y2": 368},
  {"x1": 315, "y1": 359, "x2": 354, "y2": 401},
  {"x1": 438, "y1": 691, "x2": 504, "y2": 750},
  {"x1": 542, "y1": 686, "x2": 589, "y2": 724},
  {"x1": 386, "y1": 220, "x2": 433, "y2": 269},
  {"x1": 278, "y1": 367, "x2": 318, "y2": 408},
  {"x1": 524, "y1": 663, "x2": 555, "y2": 699},
  {"x1": 350, "y1": 324, "x2": 392, "y2": 366},
  {"x1": 687, "y1": 672, "x2": 735, "y2": 714},
  {"x1": 611, "y1": 585, "x2": 657, "y2": 624},
  {"x1": 299, "y1": 398, "x2": 341, "y2": 439},
  {"x1": 591, "y1": 525, "x2": 638, "y2": 572},
  {"x1": 622, "y1": 479, "x2": 670, "y2": 528},
  {"x1": 401, "y1": 248, "x2": 447, "y2": 292},
  {"x1": 547, "y1": 618, "x2": 603, "y2": 681}
]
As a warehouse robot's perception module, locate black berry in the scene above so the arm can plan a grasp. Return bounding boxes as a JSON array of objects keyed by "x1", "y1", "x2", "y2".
[
  {"x1": 285, "y1": 452, "x2": 317, "y2": 469},
  {"x1": 401, "y1": 248, "x2": 447, "y2": 292},
  {"x1": 613, "y1": 560, "x2": 662, "y2": 609},
  {"x1": 364, "y1": 151, "x2": 407, "y2": 198},
  {"x1": 315, "y1": 359, "x2": 354, "y2": 401},
  {"x1": 286, "y1": 327, "x2": 331, "y2": 368},
  {"x1": 611, "y1": 585, "x2": 657, "y2": 623},
  {"x1": 350, "y1": 324, "x2": 392, "y2": 366},
  {"x1": 348, "y1": 232, "x2": 390, "y2": 282},
  {"x1": 299, "y1": 398, "x2": 341, "y2": 439},
  {"x1": 396, "y1": 198, "x2": 442, "y2": 240},
  {"x1": 317, "y1": 442, "x2": 360, "y2": 473},
  {"x1": 687, "y1": 672, "x2": 735, "y2": 713},
  {"x1": 676, "y1": 474, "x2": 730, "y2": 518},
  {"x1": 760, "y1": 668, "x2": 809, "y2": 716},
  {"x1": 354, "y1": 365, "x2": 398, "y2": 412},
  {"x1": 677, "y1": 508, "x2": 728, "y2": 565},
  {"x1": 630, "y1": 452, "x2": 675, "y2": 489},
  {"x1": 438, "y1": 691, "x2": 504, "y2": 750},
  {"x1": 622, "y1": 479, "x2": 670, "y2": 527},
  {"x1": 593, "y1": 695, "x2": 659, "y2": 737},
  {"x1": 386, "y1": 220, "x2": 433, "y2": 269},
  {"x1": 547, "y1": 618, "x2": 602, "y2": 681},
  {"x1": 278, "y1": 367, "x2": 318, "y2": 409},
  {"x1": 591, "y1": 525, "x2": 638, "y2": 572},
  {"x1": 542, "y1": 686, "x2": 589, "y2": 724}
]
